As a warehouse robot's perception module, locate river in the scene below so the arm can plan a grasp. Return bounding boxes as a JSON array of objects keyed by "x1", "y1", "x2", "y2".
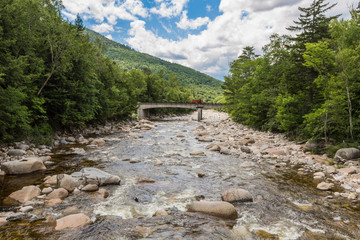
[{"x1": 0, "y1": 111, "x2": 359, "y2": 239}]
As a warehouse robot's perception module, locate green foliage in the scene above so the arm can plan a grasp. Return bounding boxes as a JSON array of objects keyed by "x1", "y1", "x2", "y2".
[
  {"x1": 0, "y1": 86, "x2": 30, "y2": 141},
  {"x1": 224, "y1": 0, "x2": 360, "y2": 146},
  {"x1": 85, "y1": 29, "x2": 223, "y2": 102},
  {"x1": 0, "y1": 0, "x2": 201, "y2": 143}
]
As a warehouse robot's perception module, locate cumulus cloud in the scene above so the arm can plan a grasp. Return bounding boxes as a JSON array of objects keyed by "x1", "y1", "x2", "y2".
[
  {"x1": 62, "y1": 0, "x2": 147, "y2": 25},
  {"x1": 150, "y1": 0, "x2": 189, "y2": 18},
  {"x1": 127, "y1": 0, "x2": 351, "y2": 78},
  {"x1": 176, "y1": 11, "x2": 210, "y2": 30},
  {"x1": 219, "y1": 0, "x2": 300, "y2": 12},
  {"x1": 106, "y1": 34, "x2": 113, "y2": 40},
  {"x1": 91, "y1": 23, "x2": 114, "y2": 33}
]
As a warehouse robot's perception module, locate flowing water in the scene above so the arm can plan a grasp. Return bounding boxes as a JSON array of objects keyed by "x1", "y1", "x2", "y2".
[{"x1": 1, "y1": 113, "x2": 360, "y2": 239}]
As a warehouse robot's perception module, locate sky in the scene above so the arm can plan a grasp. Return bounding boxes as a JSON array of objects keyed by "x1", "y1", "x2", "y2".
[{"x1": 61, "y1": 0, "x2": 358, "y2": 80}]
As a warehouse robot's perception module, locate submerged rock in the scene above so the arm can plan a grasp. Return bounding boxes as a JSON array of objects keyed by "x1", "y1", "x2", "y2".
[
  {"x1": 7, "y1": 185, "x2": 41, "y2": 204},
  {"x1": 55, "y1": 213, "x2": 93, "y2": 231},
  {"x1": 1, "y1": 157, "x2": 46, "y2": 174},
  {"x1": 221, "y1": 188, "x2": 253, "y2": 203},
  {"x1": 187, "y1": 201, "x2": 238, "y2": 220}
]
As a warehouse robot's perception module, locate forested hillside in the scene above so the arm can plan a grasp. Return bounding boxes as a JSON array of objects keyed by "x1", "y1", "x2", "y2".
[
  {"x1": 85, "y1": 29, "x2": 223, "y2": 102},
  {"x1": 224, "y1": 0, "x2": 360, "y2": 150},
  {"x1": 0, "y1": 0, "x2": 193, "y2": 143}
]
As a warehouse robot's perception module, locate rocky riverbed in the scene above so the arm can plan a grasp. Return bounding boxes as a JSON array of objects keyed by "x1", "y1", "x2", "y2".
[{"x1": 0, "y1": 110, "x2": 359, "y2": 239}]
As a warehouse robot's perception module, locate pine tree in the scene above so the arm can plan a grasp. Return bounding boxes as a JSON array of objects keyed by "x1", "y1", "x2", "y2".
[{"x1": 287, "y1": 0, "x2": 340, "y2": 52}]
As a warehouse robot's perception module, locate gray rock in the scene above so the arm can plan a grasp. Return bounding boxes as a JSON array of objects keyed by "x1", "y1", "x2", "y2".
[
  {"x1": 58, "y1": 174, "x2": 76, "y2": 192},
  {"x1": 335, "y1": 148, "x2": 360, "y2": 162},
  {"x1": 187, "y1": 201, "x2": 238, "y2": 220},
  {"x1": 220, "y1": 147, "x2": 231, "y2": 155},
  {"x1": 46, "y1": 188, "x2": 68, "y2": 200},
  {"x1": 42, "y1": 187, "x2": 53, "y2": 194},
  {"x1": 304, "y1": 141, "x2": 318, "y2": 151},
  {"x1": 19, "y1": 206, "x2": 33, "y2": 213},
  {"x1": 81, "y1": 184, "x2": 99, "y2": 192},
  {"x1": 1, "y1": 157, "x2": 46, "y2": 174},
  {"x1": 221, "y1": 188, "x2": 253, "y2": 203},
  {"x1": 7, "y1": 149, "x2": 26, "y2": 156},
  {"x1": 71, "y1": 168, "x2": 121, "y2": 186},
  {"x1": 190, "y1": 150, "x2": 205, "y2": 156},
  {"x1": 240, "y1": 146, "x2": 252, "y2": 154},
  {"x1": 317, "y1": 182, "x2": 334, "y2": 191},
  {"x1": 15, "y1": 144, "x2": 30, "y2": 151},
  {"x1": 59, "y1": 140, "x2": 67, "y2": 145}
]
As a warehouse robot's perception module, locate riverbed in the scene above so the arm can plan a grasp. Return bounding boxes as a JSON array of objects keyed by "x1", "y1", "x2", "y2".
[{"x1": 0, "y1": 111, "x2": 359, "y2": 239}]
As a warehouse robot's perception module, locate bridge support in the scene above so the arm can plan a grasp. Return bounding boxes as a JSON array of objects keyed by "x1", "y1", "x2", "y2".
[
  {"x1": 197, "y1": 107, "x2": 203, "y2": 121},
  {"x1": 137, "y1": 107, "x2": 150, "y2": 120}
]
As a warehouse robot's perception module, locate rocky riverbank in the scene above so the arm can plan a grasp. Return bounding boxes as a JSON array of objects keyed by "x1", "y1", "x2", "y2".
[
  {"x1": 198, "y1": 110, "x2": 360, "y2": 201},
  {"x1": 0, "y1": 110, "x2": 359, "y2": 237}
]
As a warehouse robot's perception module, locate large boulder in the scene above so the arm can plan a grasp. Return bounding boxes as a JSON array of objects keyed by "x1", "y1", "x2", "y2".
[
  {"x1": 46, "y1": 188, "x2": 68, "y2": 200},
  {"x1": 7, "y1": 185, "x2": 41, "y2": 204},
  {"x1": 334, "y1": 148, "x2": 360, "y2": 162},
  {"x1": 187, "y1": 201, "x2": 238, "y2": 220},
  {"x1": 221, "y1": 188, "x2": 253, "y2": 203},
  {"x1": 71, "y1": 168, "x2": 121, "y2": 186},
  {"x1": 7, "y1": 149, "x2": 26, "y2": 157},
  {"x1": 58, "y1": 174, "x2": 76, "y2": 192},
  {"x1": 1, "y1": 157, "x2": 46, "y2": 174},
  {"x1": 55, "y1": 213, "x2": 93, "y2": 231}
]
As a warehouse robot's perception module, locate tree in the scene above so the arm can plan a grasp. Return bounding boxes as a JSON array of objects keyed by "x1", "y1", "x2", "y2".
[{"x1": 303, "y1": 41, "x2": 335, "y2": 142}]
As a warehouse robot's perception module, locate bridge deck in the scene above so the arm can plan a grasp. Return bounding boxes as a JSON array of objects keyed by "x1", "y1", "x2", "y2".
[{"x1": 137, "y1": 102, "x2": 225, "y2": 121}]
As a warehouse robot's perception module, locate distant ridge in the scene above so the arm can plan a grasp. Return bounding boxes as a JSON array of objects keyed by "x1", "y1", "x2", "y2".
[{"x1": 85, "y1": 29, "x2": 223, "y2": 102}]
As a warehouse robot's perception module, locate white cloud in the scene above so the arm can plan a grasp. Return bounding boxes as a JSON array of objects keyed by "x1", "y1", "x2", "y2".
[
  {"x1": 62, "y1": 0, "x2": 148, "y2": 25},
  {"x1": 106, "y1": 34, "x2": 113, "y2": 40},
  {"x1": 150, "y1": 0, "x2": 189, "y2": 18},
  {"x1": 206, "y1": 5, "x2": 212, "y2": 12},
  {"x1": 91, "y1": 23, "x2": 114, "y2": 33},
  {"x1": 126, "y1": 0, "x2": 354, "y2": 79},
  {"x1": 176, "y1": 11, "x2": 210, "y2": 30},
  {"x1": 62, "y1": 11, "x2": 77, "y2": 21}
]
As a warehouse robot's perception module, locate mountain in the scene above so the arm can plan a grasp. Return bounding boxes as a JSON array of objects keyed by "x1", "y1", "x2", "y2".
[{"x1": 85, "y1": 29, "x2": 223, "y2": 102}]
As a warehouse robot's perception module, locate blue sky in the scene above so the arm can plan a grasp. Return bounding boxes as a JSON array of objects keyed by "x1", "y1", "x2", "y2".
[{"x1": 62, "y1": 0, "x2": 355, "y2": 80}]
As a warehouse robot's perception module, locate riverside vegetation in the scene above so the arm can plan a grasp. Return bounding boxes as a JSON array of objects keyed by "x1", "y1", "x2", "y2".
[
  {"x1": 0, "y1": 0, "x2": 223, "y2": 144},
  {"x1": 223, "y1": 0, "x2": 360, "y2": 155}
]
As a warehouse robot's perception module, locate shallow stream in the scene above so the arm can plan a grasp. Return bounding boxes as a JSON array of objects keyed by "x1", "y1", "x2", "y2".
[{"x1": 1, "y1": 114, "x2": 360, "y2": 239}]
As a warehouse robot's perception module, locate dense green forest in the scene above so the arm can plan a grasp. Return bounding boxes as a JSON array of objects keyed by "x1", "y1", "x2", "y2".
[
  {"x1": 0, "y1": 0, "x2": 198, "y2": 143},
  {"x1": 224, "y1": 0, "x2": 360, "y2": 149},
  {"x1": 85, "y1": 29, "x2": 223, "y2": 103}
]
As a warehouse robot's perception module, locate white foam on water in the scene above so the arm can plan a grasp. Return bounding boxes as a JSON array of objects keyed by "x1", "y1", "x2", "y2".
[
  {"x1": 94, "y1": 186, "x2": 194, "y2": 219},
  {"x1": 235, "y1": 211, "x2": 303, "y2": 240}
]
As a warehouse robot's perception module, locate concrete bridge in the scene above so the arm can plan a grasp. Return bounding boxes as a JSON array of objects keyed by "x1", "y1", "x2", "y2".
[{"x1": 137, "y1": 102, "x2": 225, "y2": 121}]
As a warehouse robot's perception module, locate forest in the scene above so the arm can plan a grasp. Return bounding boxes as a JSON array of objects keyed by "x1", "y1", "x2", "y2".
[
  {"x1": 223, "y1": 0, "x2": 360, "y2": 153},
  {"x1": 0, "y1": 0, "x2": 193, "y2": 143},
  {"x1": 85, "y1": 29, "x2": 223, "y2": 103}
]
